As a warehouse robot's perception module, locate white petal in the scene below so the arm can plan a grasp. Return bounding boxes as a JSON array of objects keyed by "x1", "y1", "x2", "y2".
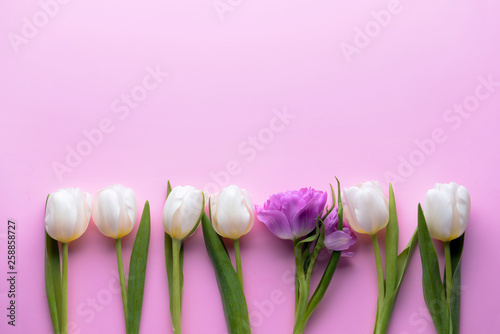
[
  {"x1": 424, "y1": 189, "x2": 453, "y2": 241},
  {"x1": 455, "y1": 185, "x2": 471, "y2": 237},
  {"x1": 71, "y1": 189, "x2": 90, "y2": 241},
  {"x1": 96, "y1": 189, "x2": 121, "y2": 238},
  {"x1": 352, "y1": 186, "x2": 389, "y2": 234},
  {"x1": 163, "y1": 186, "x2": 187, "y2": 237},
  {"x1": 343, "y1": 186, "x2": 364, "y2": 233}
]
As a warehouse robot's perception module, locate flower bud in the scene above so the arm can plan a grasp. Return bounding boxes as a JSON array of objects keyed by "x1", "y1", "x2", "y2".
[
  {"x1": 424, "y1": 182, "x2": 470, "y2": 242},
  {"x1": 45, "y1": 188, "x2": 92, "y2": 243},
  {"x1": 163, "y1": 186, "x2": 204, "y2": 240},
  {"x1": 210, "y1": 185, "x2": 254, "y2": 239},
  {"x1": 342, "y1": 181, "x2": 389, "y2": 235},
  {"x1": 92, "y1": 184, "x2": 137, "y2": 239}
]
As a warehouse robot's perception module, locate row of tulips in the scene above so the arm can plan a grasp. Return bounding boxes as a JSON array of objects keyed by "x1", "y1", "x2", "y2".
[{"x1": 44, "y1": 180, "x2": 470, "y2": 334}]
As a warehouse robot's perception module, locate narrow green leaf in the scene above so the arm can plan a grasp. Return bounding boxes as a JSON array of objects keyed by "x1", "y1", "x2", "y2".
[
  {"x1": 164, "y1": 233, "x2": 175, "y2": 323},
  {"x1": 167, "y1": 181, "x2": 173, "y2": 198},
  {"x1": 384, "y1": 184, "x2": 399, "y2": 299},
  {"x1": 376, "y1": 228, "x2": 418, "y2": 334},
  {"x1": 320, "y1": 183, "x2": 336, "y2": 221},
  {"x1": 45, "y1": 231, "x2": 61, "y2": 334},
  {"x1": 396, "y1": 228, "x2": 418, "y2": 289},
  {"x1": 417, "y1": 204, "x2": 450, "y2": 334},
  {"x1": 126, "y1": 201, "x2": 151, "y2": 334},
  {"x1": 201, "y1": 213, "x2": 250, "y2": 334},
  {"x1": 304, "y1": 250, "x2": 341, "y2": 321},
  {"x1": 336, "y1": 177, "x2": 343, "y2": 230},
  {"x1": 446, "y1": 233, "x2": 464, "y2": 334}
]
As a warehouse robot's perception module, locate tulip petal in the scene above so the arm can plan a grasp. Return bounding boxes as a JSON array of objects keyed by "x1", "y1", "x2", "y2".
[
  {"x1": 291, "y1": 189, "x2": 327, "y2": 238},
  {"x1": 242, "y1": 189, "x2": 255, "y2": 235},
  {"x1": 455, "y1": 185, "x2": 471, "y2": 238},
  {"x1": 97, "y1": 189, "x2": 121, "y2": 238},
  {"x1": 72, "y1": 190, "x2": 91, "y2": 241},
  {"x1": 343, "y1": 186, "x2": 363, "y2": 233},
  {"x1": 178, "y1": 188, "x2": 203, "y2": 238},
  {"x1": 324, "y1": 230, "x2": 356, "y2": 251},
  {"x1": 215, "y1": 185, "x2": 251, "y2": 239},
  {"x1": 424, "y1": 189, "x2": 453, "y2": 241},
  {"x1": 256, "y1": 209, "x2": 293, "y2": 239},
  {"x1": 163, "y1": 186, "x2": 187, "y2": 238},
  {"x1": 352, "y1": 186, "x2": 389, "y2": 234}
]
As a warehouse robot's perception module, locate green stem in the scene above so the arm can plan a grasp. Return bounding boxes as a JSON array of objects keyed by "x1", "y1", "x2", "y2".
[
  {"x1": 444, "y1": 241, "x2": 452, "y2": 305},
  {"x1": 233, "y1": 239, "x2": 244, "y2": 289},
  {"x1": 293, "y1": 241, "x2": 309, "y2": 334},
  {"x1": 172, "y1": 238, "x2": 182, "y2": 334},
  {"x1": 293, "y1": 240, "x2": 301, "y2": 318},
  {"x1": 61, "y1": 242, "x2": 68, "y2": 334},
  {"x1": 115, "y1": 238, "x2": 128, "y2": 324},
  {"x1": 371, "y1": 234, "x2": 385, "y2": 333}
]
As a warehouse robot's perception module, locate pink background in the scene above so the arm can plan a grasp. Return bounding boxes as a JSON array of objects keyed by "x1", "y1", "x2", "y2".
[{"x1": 1, "y1": 0, "x2": 500, "y2": 333}]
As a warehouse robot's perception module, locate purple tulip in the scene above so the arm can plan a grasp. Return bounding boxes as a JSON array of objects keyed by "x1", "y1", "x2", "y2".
[
  {"x1": 255, "y1": 188, "x2": 327, "y2": 240},
  {"x1": 323, "y1": 209, "x2": 357, "y2": 251}
]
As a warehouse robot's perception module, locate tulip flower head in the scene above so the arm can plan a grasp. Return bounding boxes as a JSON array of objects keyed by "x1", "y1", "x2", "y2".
[
  {"x1": 92, "y1": 184, "x2": 138, "y2": 239},
  {"x1": 424, "y1": 182, "x2": 470, "y2": 242},
  {"x1": 163, "y1": 185, "x2": 205, "y2": 240},
  {"x1": 210, "y1": 185, "x2": 254, "y2": 239},
  {"x1": 256, "y1": 188, "x2": 327, "y2": 240},
  {"x1": 45, "y1": 188, "x2": 92, "y2": 243},
  {"x1": 342, "y1": 181, "x2": 389, "y2": 235}
]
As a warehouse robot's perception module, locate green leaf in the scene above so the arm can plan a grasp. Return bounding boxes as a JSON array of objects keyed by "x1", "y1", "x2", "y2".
[
  {"x1": 336, "y1": 177, "x2": 343, "y2": 230},
  {"x1": 376, "y1": 228, "x2": 418, "y2": 334},
  {"x1": 45, "y1": 231, "x2": 61, "y2": 334},
  {"x1": 167, "y1": 181, "x2": 173, "y2": 197},
  {"x1": 304, "y1": 250, "x2": 341, "y2": 320},
  {"x1": 384, "y1": 184, "x2": 399, "y2": 299},
  {"x1": 126, "y1": 201, "x2": 151, "y2": 334},
  {"x1": 321, "y1": 183, "x2": 336, "y2": 221},
  {"x1": 417, "y1": 204, "x2": 450, "y2": 334},
  {"x1": 446, "y1": 233, "x2": 464, "y2": 334},
  {"x1": 201, "y1": 212, "x2": 250, "y2": 334}
]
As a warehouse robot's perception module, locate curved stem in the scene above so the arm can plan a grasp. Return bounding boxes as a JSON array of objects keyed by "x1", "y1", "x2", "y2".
[
  {"x1": 371, "y1": 234, "x2": 385, "y2": 333},
  {"x1": 172, "y1": 238, "x2": 182, "y2": 334},
  {"x1": 233, "y1": 239, "x2": 243, "y2": 289},
  {"x1": 115, "y1": 238, "x2": 128, "y2": 324},
  {"x1": 444, "y1": 241, "x2": 452, "y2": 305},
  {"x1": 61, "y1": 242, "x2": 68, "y2": 334}
]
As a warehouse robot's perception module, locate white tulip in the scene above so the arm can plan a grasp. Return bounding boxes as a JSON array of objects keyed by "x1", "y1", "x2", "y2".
[
  {"x1": 342, "y1": 181, "x2": 389, "y2": 235},
  {"x1": 210, "y1": 185, "x2": 254, "y2": 239},
  {"x1": 424, "y1": 182, "x2": 470, "y2": 242},
  {"x1": 92, "y1": 184, "x2": 137, "y2": 239},
  {"x1": 163, "y1": 186, "x2": 204, "y2": 240},
  {"x1": 45, "y1": 188, "x2": 92, "y2": 243}
]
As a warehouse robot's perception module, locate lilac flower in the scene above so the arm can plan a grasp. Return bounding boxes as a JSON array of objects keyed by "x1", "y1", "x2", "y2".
[
  {"x1": 255, "y1": 188, "x2": 327, "y2": 240},
  {"x1": 323, "y1": 208, "x2": 356, "y2": 251}
]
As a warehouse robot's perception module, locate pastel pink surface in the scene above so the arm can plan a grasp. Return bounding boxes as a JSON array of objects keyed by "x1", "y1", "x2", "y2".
[{"x1": 1, "y1": 0, "x2": 500, "y2": 333}]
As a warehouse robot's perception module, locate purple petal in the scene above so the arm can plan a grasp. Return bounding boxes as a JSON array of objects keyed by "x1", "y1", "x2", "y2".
[
  {"x1": 324, "y1": 230, "x2": 357, "y2": 251},
  {"x1": 291, "y1": 189, "x2": 327, "y2": 238},
  {"x1": 323, "y1": 209, "x2": 339, "y2": 235},
  {"x1": 256, "y1": 208, "x2": 294, "y2": 240}
]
